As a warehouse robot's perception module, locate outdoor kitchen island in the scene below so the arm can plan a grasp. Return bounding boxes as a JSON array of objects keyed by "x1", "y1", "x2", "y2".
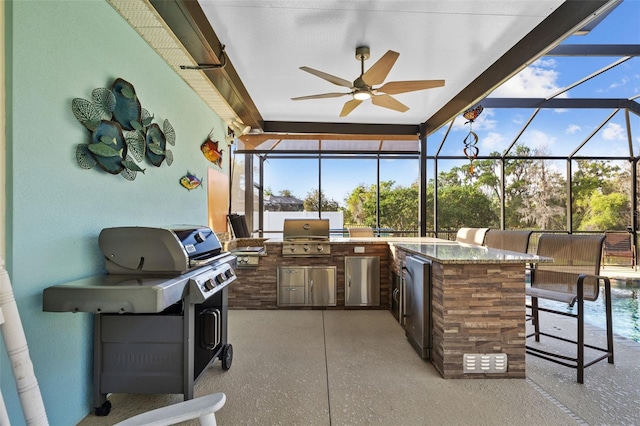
[
  {"x1": 229, "y1": 235, "x2": 549, "y2": 379},
  {"x1": 390, "y1": 238, "x2": 550, "y2": 379}
]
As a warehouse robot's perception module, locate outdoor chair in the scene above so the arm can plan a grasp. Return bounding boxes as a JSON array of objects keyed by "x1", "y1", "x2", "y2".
[
  {"x1": 483, "y1": 229, "x2": 532, "y2": 253},
  {"x1": 602, "y1": 231, "x2": 636, "y2": 270},
  {"x1": 526, "y1": 233, "x2": 614, "y2": 384},
  {"x1": 228, "y1": 214, "x2": 250, "y2": 238},
  {"x1": 348, "y1": 227, "x2": 375, "y2": 237},
  {"x1": 455, "y1": 227, "x2": 489, "y2": 245},
  {"x1": 114, "y1": 392, "x2": 226, "y2": 426}
]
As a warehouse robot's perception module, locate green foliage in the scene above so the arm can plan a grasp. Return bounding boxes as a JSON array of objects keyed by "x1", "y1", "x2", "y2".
[
  {"x1": 572, "y1": 160, "x2": 627, "y2": 229},
  {"x1": 304, "y1": 189, "x2": 340, "y2": 211},
  {"x1": 580, "y1": 192, "x2": 630, "y2": 231},
  {"x1": 434, "y1": 184, "x2": 499, "y2": 230},
  {"x1": 344, "y1": 181, "x2": 419, "y2": 230},
  {"x1": 272, "y1": 144, "x2": 633, "y2": 234}
]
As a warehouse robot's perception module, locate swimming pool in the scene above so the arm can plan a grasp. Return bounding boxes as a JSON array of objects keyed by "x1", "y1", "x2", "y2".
[{"x1": 537, "y1": 281, "x2": 640, "y2": 343}]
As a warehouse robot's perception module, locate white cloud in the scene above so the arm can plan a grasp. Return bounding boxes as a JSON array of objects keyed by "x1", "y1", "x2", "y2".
[
  {"x1": 522, "y1": 129, "x2": 556, "y2": 150},
  {"x1": 602, "y1": 123, "x2": 626, "y2": 141},
  {"x1": 512, "y1": 114, "x2": 524, "y2": 125},
  {"x1": 566, "y1": 124, "x2": 581, "y2": 134},
  {"x1": 481, "y1": 132, "x2": 505, "y2": 152},
  {"x1": 489, "y1": 58, "x2": 568, "y2": 98},
  {"x1": 610, "y1": 77, "x2": 630, "y2": 90}
]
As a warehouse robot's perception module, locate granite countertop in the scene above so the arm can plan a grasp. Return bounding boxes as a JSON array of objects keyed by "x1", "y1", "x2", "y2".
[
  {"x1": 392, "y1": 241, "x2": 551, "y2": 264},
  {"x1": 263, "y1": 237, "x2": 550, "y2": 264}
]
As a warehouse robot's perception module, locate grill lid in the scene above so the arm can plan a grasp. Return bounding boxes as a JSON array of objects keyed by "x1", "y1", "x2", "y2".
[
  {"x1": 99, "y1": 226, "x2": 223, "y2": 274},
  {"x1": 282, "y1": 219, "x2": 330, "y2": 241}
]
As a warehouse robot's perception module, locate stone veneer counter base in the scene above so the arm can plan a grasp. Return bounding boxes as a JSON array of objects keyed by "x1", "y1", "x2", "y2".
[{"x1": 392, "y1": 239, "x2": 550, "y2": 379}]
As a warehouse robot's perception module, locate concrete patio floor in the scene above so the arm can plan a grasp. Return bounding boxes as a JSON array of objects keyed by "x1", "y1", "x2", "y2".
[{"x1": 79, "y1": 308, "x2": 640, "y2": 426}]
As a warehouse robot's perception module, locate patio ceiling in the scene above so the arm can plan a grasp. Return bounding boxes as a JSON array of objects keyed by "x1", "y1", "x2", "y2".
[{"x1": 108, "y1": 0, "x2": 622, "y2": 141}]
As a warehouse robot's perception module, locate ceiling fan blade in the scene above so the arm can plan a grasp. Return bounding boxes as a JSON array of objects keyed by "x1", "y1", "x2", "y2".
[
  {"x1": 340, "y1": 99, "x2": 363, "y2": 117},
  {"x1": 377, "y1": 79, "x2": 445, "y2": 95},
  {"x1": 371, "y1": 94, "x2": 409, "y2": 113},
  {"x1": 362, "y1": 50, "x2": 399, "y2": 86},
  {"x1": 299, "y1": 66, "x2": 352, "y2": 88},
  {"x1": 292, "y1": 92, "x2": 351, "y2": 101}
]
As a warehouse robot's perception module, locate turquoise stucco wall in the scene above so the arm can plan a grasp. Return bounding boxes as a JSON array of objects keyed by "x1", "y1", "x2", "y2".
[{"x1": 2, "y1": 1, "x2": 228, "y2": 424}]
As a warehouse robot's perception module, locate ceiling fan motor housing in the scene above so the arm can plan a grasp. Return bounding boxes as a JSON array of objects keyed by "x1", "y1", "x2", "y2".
[{"x1": 355, "y1": 46, "x2": 370, "y2": 61}]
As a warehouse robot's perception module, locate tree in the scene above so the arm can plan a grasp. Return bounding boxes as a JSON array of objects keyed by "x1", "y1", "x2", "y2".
[
  {"x1": 572, "y1": 160, "x2": 629, "y2": 230},
  {"x1": 345, "y1": 184, "x2": 373, "y2": 225},
  {"x1": 344, "y1": 181, "x2": 419, "y2": 231},
  {"x1": 303, "y1": 189, "x2": 340, "y2": 211},
  {"x1": 432, "y1": 184, "x2": 499, "y2": 230},
  {"x1": 379, "y1": 181, "x2": 419, "y2": 231},
  {"x1": 580, "y1": 192, "x2": 630, "y2": 231},
  {"x1": 516, "y1": 157, "x2": 566, "y2": 230}
]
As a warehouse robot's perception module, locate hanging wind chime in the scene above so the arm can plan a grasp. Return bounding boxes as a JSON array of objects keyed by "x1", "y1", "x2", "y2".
[{"x1": 462, "y1": 105, "x2": 483, "y2": 174}]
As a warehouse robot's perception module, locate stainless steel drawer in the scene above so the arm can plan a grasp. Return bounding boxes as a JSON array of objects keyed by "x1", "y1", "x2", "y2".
[
  {"x1": 278, "y1": 285, "x2": 307, "y2": 305},
  {"x1": 277, "y1": 268, "x2": 307, "y2": 306}
]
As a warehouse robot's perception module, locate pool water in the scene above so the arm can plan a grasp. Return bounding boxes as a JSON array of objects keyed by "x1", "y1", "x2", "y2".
[{"x1": 537, "y1": 282, "x2": 640, "y2": 343}]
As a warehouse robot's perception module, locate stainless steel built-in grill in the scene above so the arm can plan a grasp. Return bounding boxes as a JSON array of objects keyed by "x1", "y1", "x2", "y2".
[
  {"x1": 42, "y1": 226, "x2": 236, "y2": 417},
  {"x1": 282, "y1": 218, "x2": 331, "y2": 257}
]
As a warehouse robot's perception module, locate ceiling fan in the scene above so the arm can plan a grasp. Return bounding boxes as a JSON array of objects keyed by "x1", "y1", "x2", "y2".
[{"x1": 291, "y1": 46, "x2": 444, "y2": 117}]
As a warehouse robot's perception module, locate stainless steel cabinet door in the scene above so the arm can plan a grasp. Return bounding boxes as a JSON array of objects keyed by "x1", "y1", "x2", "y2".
[
  {"x1": 404, "y1": 256, "x2": 431, "y2": 359},
  {"x1": 309, "y1": 267, "x2": 336, "y2": 306},
  {"x1": 345, "y1": 256, "x2": 380, "y2": 306}
]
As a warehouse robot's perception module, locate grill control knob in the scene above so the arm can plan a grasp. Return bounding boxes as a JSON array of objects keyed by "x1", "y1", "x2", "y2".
[
  {"x1": 290, "y1": 246, "x2": 296, "y2": 252},
  {"x1": 215, "y1": 274, "x2": 226, "y2": 284},
  {"x1": 317, "y1": 245, "x2": 324, "y2": 252},
  {"x1": 204, "y1": 279, "x2": 216, "y2": 291},
  {"x1": 303, "y1": 245, "x2": 310, "y2": 252}
]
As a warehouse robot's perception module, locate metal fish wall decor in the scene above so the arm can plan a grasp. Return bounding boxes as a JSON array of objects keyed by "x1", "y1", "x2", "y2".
[
  {"x1": 180, "y1": 171, "x2": 203, "y2": 191},
  {"x1": 200, "y1": 129, "x2": 224, "y2": 167},
  {"x1": 72, "y1": 78, "x2": 175, "y2": 181}
]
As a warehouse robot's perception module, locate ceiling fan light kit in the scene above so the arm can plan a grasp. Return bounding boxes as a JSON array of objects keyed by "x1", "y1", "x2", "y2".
[
  {"x1": 353, "y1": 89, "x2": 371, "y2": 101},
  {"x1": 292, "y1": 45, "x2": 445, "y2": 117}
]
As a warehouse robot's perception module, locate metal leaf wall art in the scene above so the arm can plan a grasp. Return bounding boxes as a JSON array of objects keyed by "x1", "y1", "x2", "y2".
[{"x1": 72, "y1": 78, "x2": 175, "y2": 181}]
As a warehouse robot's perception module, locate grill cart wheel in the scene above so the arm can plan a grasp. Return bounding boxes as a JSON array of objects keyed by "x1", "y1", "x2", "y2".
[
  {"x1": 221, "y1": 343, "x2": 233, "y2": 370},
  {"x1": 95, "y1": 400, "x2": 112, "y2": 417}
]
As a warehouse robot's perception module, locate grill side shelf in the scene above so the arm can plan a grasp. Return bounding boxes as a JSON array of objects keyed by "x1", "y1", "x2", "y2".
[{"x1": 42, "y1": 274, "x2": 188, "y2": 314}]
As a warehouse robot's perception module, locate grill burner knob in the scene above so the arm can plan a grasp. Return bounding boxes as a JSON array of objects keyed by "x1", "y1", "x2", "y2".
[
  {"x1": 317, "y1": 245, "x2": 324, "y2": 252},
  {"x1": 289, "y1": 246, "x2": 296, "y2": 252},
  {"x1": 204, "y1": 279, "x2": 216, "y2": 291},
  {"x1": 195, "y1": 232, "x2": 206, "y2": 243},
  {"x1": 303, "y1": 245, "x2": 310, "y2": 252},
  {"x1": 215, "y1": 274, "x2": 226, "y2": 284}
]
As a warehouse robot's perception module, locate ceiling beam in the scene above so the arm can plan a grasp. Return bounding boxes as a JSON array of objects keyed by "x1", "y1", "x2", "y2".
[
  {"x1": 547, "y1": 44, "x2": 640, "y2": 56},
  {"x1": 262, "y1": 121, "x2": 419, "y2": 136},
  {"x1": 423, "y1": 0, "x2": 620, "y2": 136},
  {"x1": 482, "y1": 98, "x2": 640, "y2": 114},
  {"x1": 148, "y1": 0, "x2": 263, "y2": 129}
]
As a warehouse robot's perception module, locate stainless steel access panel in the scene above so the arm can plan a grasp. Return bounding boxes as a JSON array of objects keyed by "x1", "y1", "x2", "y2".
[
  {"x1": 345, "y1": 256, "x2": 380, "y2": 306},
  {"x1": 403, "y1": 256, "x2": 432, "y2": 359}
]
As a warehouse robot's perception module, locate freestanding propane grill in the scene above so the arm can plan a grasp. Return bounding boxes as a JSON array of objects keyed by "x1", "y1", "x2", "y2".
[{"x1": 42, "y1": 226, "x2": 236, "y2": 417}]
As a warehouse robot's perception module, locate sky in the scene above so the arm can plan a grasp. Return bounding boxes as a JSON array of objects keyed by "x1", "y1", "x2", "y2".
[{"x1": 259, "y1": 0, "x2": 640, "y2": 206}]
